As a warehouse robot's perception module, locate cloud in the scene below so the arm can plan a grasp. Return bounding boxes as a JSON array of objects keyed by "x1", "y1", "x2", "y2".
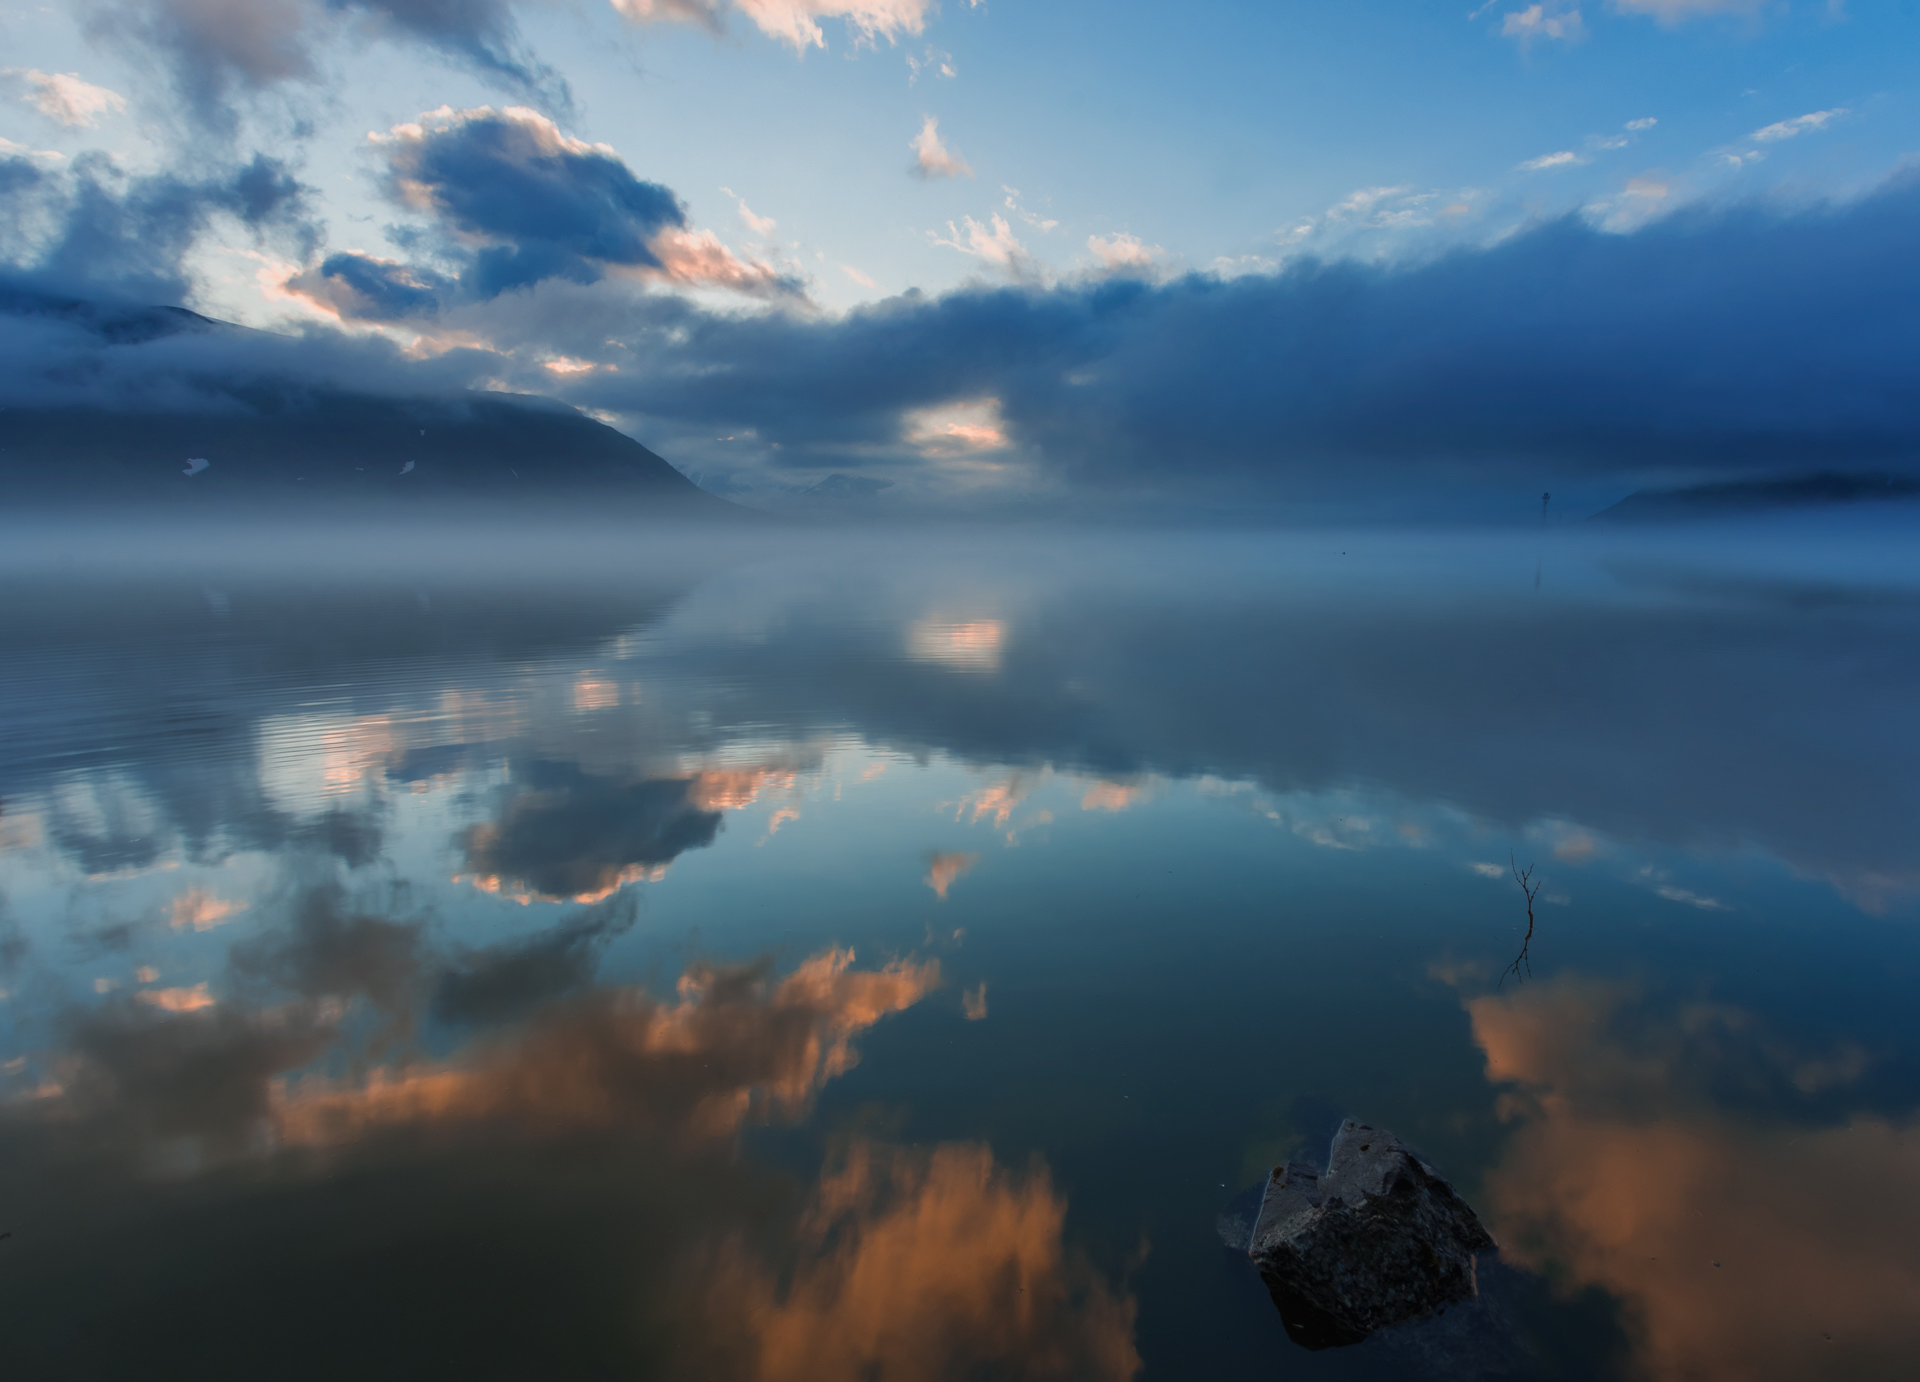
[
  {"x1": 1749, "y1": 108, "x2": 1847, "y2": 143},
  {"x1": 231, "y1": 882, "x2": 426, "y2": 1040},
  {"x1": 434, "y1": 891, "x2": 638, "y2": 1023},
  {"x1": 697, "y1": 1138, "x2": 1139, "y2": 1380},
  {"x1": 338, "y1": 0, "x2": 563, "y2": 103},
  {"x1": 1080, "y1": 780, "x2": 1149, "y2": 812},
  {"x1": 1517, "y1": 149, "x2": 1585, "y2": 172},
  {"x1": 1470, "y1": 978, "x2": 1920, "y2": 1382},
  {"x1": 459, "y1": 763, "x2": 725, "y2": 902},
  {"x1": 1500, "y1": 5, "x2": 1586, "y2": 44},
  {"x1": 275, "y1": 945, "x2": 941, "y2": 1145},
  {"x1": 0, "y1": 137, "x2": 64, "y2": 163},
  {"x1": 137, "y1": 982, "x2": 216, "y2": 1011},
  {"x1": 1002, "y1": 186, "x2": 1058, "y2": 233},
  {"x1": 1085, "y1": 232, "x2": 1161, "y2": 275},
  {"x1": 929, "y1": 213, "x2": 1030, "y2": 273},
  {"x1": 611, "y1": 0, "x2": 932, "y2": 52},
  {"x1": 170, "y1": 886, "x2": 248, "y2": 930},
  {"x1": 904, "y1": 400, "x2": 1009, "y2": 458},
  {"x1": 283, "y1": 251, "x2": 451, "y2": 320},
  {"x1": 13, "y1": 167, "x2": 1920, "y2": 499},
  {"x1": 1653, "y1": 882, "x2": 1729, "y2": 910},
  {"x1": 81, "y1": 0, "x2": 313, "y2": 120},
  {"x1": 3, "y1": 69, "x2": 129, "y2": 127},
  {"x1": 910, "y1": 115, "x2": 973, "y2": 179},
  {"x1": 499, "y1": 170, "x2": 1920, "y2": 494},
  {"x1": 924, "y1": 850, "x2": 977, "y2": 899},
  {"x1": 2, "y1": 149, "x2": 317, "y2": 304},
  {"x1": 649, "y1": 226, "x2": 803, "y2": 296},
  {"x1": 723, "y1": 187, "x2": 778, "y2": 238},
  {"x1": 356, "y1": 106, "x2": 800, "y2": 305},
  {"x1": 0, "y1": 924, "x2": 997, "y2": 1376},
  {"x1": 1625, "y1": 117, "x2": 1658, "y2": 131},
  {"x1": 906, "y1": 44, "x2": 956, "y2": 83},
  {"x1": 379, "y1": 106, "x2": 684, "y2": 289},
  {"x1": 79, "y1": 0, "x2": 562, "y2": 127}
]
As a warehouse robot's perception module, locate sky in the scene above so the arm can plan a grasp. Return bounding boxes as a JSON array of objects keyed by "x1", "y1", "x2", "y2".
[{"x1": 3, "y1": 0, "x2": 1919, "y2": 511}]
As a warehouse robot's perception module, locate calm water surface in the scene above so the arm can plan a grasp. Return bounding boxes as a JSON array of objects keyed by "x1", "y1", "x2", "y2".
[{"x1": 2, "y1": 520, "x2": 1917, "y2": 1380}]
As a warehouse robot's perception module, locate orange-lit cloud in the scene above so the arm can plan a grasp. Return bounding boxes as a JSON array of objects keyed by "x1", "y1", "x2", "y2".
[
  {"x1": 136, "y1": 983, "x2": 215, "y2": 1012},
  {"x1": 688, "y1": 768, "x2": 800, "y2": 811},
  {"x1": 639, "y1": 226, "x2": 798, "y2": 298},
  {"x1": 907, "y1": 617, "x2": 1005, "y2": 672},
  {"x1": 962, "y1": 983, "x2": 988, "y2": 1020},
  {"x1": 457, "y1": 860, "x2": 670, "y2": 906},
  {"x1": 274, "y1": 946, "x2": 939, "y2": 1150},
  {"x1": 951, "y1": 772, "x2": 1039, "y2": 828},
  {"x1": 700, "y1": 1138, "x2": 1140, "y2": 1381},
  {"x1": 925, "y1": 851, "x2": 978, "y2": 900},
  {"x1": 1469, "y1": 978, "x2": 1920, "y2": 1381},
  {"x1": 1079, "y1": 780, "x2": 1149, "y2": 813},
  {"x1": 170, "y1": 887, "x2": 248, "y2": 931},
  {"x1": 572, "y1": 676, "x2": 620, "y2": 711},
  {"x1": 904, "y1": 399, "x2": 1012, "y2": 456}
]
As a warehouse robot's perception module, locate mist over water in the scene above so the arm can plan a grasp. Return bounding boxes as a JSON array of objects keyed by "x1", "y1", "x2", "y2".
[{"x1": 3, "y1": 514, "x2": 1918, "y2": 1381}]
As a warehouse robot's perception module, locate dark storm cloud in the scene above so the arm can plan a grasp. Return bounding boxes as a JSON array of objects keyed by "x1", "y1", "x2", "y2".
[
  {"x1": 59, "y1": 998, "x2": 336, "y2": 1154},
  {"x1": 531, "y1": 173, "x2": 1920, "y2": 489},
  {"x1": 460, "y1": 762, "x2": 724, "y2": 901},
  {"x1": 81, "y1": 0, "x2": 563, "y2": 127},
  {"x1": 231, "y1": 882, "x2": 426, "y2": 1032},
  {"x1": 284, "y1": 249, "x2": 452, "y2": 320},
  {"x1": 433, "y1": 890, "x2": 639, "y2": 1024},
  {"x1": 7, "y1": 165, "x2": 1920, "y2": 495},
  {"x1": 7, "y1": 150, "x2": 316, "y2": 305},
  {"x1": 380, "y1": 105, "x2": 688, "y2": 297}
]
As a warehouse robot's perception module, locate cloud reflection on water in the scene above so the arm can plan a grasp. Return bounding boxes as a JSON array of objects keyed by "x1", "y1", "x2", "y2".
[
  {"x1": 1470, "y1": 978, "x2": 1920, "y2": 1382},
  {"x1": 0, "y1": 887, "x2": 1148, "y2": 1379},
  {"x1": 695, "y1": 1138, "x2": 1139, "y2": 1382}
]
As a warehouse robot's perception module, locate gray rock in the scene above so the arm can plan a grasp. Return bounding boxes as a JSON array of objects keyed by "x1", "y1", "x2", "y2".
[{"x1": 1248, "y1": 1119, "x2": 1496, "y2": 1350}]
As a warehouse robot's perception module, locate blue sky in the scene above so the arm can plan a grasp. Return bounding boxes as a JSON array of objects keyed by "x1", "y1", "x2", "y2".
[{"x1": 3, "y1": 0, "x2": 1919, "y2": 509}]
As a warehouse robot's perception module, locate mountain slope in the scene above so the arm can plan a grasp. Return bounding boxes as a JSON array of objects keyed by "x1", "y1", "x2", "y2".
[
  {"x1": 1590, "y1": 471, "x2": 1920, "y2": 522},
  {"x1": 0, "y1": 391, "x2": 730, "y2": 511},
  {"x1": 0, "y1": 286, "x2": 738, "y2": 515}
]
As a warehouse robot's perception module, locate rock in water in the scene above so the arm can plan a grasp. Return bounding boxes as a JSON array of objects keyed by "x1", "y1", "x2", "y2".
[{"x1": 1248, "y1": 1119, "x2": 1496, "y2": 1350}]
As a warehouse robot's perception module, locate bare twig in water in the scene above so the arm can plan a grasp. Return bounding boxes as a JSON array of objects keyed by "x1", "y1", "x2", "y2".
[{"x1": 1502, "y1": 854, "x2": 1541, "y2": 986}]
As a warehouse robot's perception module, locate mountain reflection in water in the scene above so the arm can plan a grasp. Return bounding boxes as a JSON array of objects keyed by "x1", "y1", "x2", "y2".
[{"x1": 1, "y1": 518, "x2": 1917, "y2": 1380}]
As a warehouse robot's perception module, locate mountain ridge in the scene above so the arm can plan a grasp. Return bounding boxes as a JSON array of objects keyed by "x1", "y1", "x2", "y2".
[{"x1": 0, "y1": 288, "x2": 740, "y2": 516}]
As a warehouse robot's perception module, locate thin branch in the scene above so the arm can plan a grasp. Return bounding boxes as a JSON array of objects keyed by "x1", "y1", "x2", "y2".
[{"x1": 1501, "y1": 852, "x2": 1540, "y2": 987}]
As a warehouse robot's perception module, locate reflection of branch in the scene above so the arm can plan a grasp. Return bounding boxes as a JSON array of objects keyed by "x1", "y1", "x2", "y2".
[{"x1": 1501, "y1": 854, "x2": 1541, "y2": 987}]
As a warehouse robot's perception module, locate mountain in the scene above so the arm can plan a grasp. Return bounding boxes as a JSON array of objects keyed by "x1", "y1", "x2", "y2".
[
  {"x1": 0, "y1": 287, "x2": 739, "y2": 516},
  {"x1": 1591, "y1": 471, "x2": 1920, "y2": 522}
]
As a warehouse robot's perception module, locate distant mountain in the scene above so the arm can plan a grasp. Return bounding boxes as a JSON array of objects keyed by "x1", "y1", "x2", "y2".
[
  {"x1": 0, "y1": 288, "x2": 739, "y2": 516},
  {"x1": 1591, "y1": 471, "x2": 1920, "y2": 522}
]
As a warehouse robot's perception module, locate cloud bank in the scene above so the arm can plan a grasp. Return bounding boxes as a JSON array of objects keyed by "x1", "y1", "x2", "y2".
[{"x1": 8, "y1": 146, "x2": 1920, "y2": 503}]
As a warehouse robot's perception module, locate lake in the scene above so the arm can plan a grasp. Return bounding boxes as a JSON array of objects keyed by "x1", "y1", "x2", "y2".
[{"x1": 2, "y1": 514, "x2": 1916, "y2": 1380}]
